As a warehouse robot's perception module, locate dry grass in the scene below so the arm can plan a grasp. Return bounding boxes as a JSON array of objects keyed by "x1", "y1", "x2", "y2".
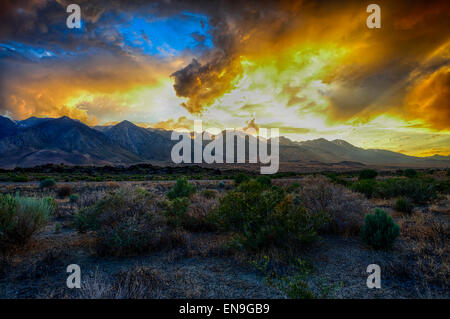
[
  {"x1": 77, "y1": 263, "x2": 216, "y2": 299},
  {"x1": 78, "y1": 266, "x2": 165, "y2": 299},
  {"x1": 297, "y1": 176, "x2": 371, "y2": 235},
  {"x1": 91, "y1": 186, "x2": 161, "y2": 226},
  {"x1": 106, "y1": 181, "x2": 120, "y2": 189},
  {"x1": 398, "y1": 212, "x2": 449, "y2": 286}
]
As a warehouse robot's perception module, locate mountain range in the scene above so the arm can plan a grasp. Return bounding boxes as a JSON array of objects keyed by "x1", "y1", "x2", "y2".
[{"x1": 0, "y1": 115, "x2": 448, "y2": 169}]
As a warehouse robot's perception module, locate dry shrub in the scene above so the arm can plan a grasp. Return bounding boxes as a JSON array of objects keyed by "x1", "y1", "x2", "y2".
[
  {"x1": 96, "y1": 220, "x2": 167, "y2": 257},
  {"x1": 75, "y1": 187, "x2": 178, "y2": 256},
  {"x1": 200, "y1": 189, "x2": 218, "y2": 199},
  {"x1": 106, "y1": 181, "x2": 120, "y2": 189},
  {"x1": 77, "y1": 190, "x2": 107, "y2": 209},
  {"x1": 183, "y1": 193, "x2": 219, "y2": 232},
  {"x1": 189, "y1": 233, "x2": 231, "y2": 257},
  {"x1": 78, "y1": 266, "x2": 165, "y2": 299},
  {"x1": 297, "y1": 176, "x2": 371, "y2": 235},
  {"x1": 89, "y1": 187, "x2": 161, "y2": 228},
  {"x1": 398, "y1": 213, "x2": 449, "y2": 286},
  {"x1": 167, "y1": 228, "x2": 192, "y2": 247},
  {"x1": 57, "y1": 186, "x2": 72, "y2": 198},
  {"x1": 77, "y1": 269, "x2": 113, "y2": 299}
]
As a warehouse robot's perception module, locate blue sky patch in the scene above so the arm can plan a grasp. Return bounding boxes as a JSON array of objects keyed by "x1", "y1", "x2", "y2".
[
  {"x1": 0, "y1": 41, "x2": 55, "y2": 61},
  {"x1": 116, "y1": 11, "x2": 213, "y2": 56}
]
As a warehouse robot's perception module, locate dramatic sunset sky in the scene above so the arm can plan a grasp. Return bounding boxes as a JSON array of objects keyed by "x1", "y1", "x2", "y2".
[{"x1": 0, "y1": 0, "x2": 449, "y2": 156}]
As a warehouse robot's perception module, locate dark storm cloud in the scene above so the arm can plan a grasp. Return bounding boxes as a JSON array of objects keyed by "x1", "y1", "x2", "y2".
[
  {"x1": 0, "y1": 0, "x2": 449, "y2": 130},
  {"x1": 0, "y1": 0, "x2": 208, "y2": 119}
]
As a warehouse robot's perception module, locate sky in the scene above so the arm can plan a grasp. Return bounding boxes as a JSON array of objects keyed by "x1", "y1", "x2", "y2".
[{"x1": 0, "y1": 0, "x2": 449, "y2": 157}]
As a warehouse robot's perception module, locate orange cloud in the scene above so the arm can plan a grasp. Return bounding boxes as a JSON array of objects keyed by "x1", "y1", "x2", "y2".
[
  {"x1": 150, "y1": 116, "x2": 194, "y2": 131},
  {"x1": 404, "y1": 66, "x2": 450, "y2": 130},
  {"x1": 1, "y1": 53, "x2": 184, "y2": 124}
]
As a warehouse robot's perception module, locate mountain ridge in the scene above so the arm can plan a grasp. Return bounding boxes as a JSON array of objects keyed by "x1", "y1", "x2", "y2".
[
  {"x1": 0, "y1": 115, "x2": 448, "y2": 169},
  {"x1": 0, "y1": 116, "x2": 141, "y2": 167}
]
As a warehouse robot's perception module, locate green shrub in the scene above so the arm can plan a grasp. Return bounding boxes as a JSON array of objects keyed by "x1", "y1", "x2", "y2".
[
  {"x1": 435, "y1": 179, "x2": 450, "y2": 194},
  {"x1": 213, "y1": 180, "x2": 278, "y2": 232},
  {"x1": 167, "y1": 178, "x2": 196, "y2": 200},
  {"x1": 40, "y1": 178, "x2": 56, "y2": 188},
  {"x1": 351, "y1": 177, "x2": 436, "y2": 204},
  {"x1": 73, "y1": 208, "x2": 100, "y2": 233},
  {"x1": 361, "y1": 209, "x2": 400, "y2": 249},
  {"x1": 375, "y1": 178, "x2": 436, "y2": 204},
  {"x1": 255, "y1": 175, "x2": 272, "y2": 187},
  {"x1": 236, "y1": 178, "x2": 271, "y2": 193},
  {"x1": 43, "y1": 197, "x2": 58, "y2": 216},
  {"x1": 0, "y1": 194, "x2": 16, "y2": 238},
  {"x1": 394, "y1": 197, "x2": 414, "y2": 214},
  {"x1": 218, "y1": 181, "x2": 225, "y2": 189},
  {"x1": 327, "y1": 174, "x2": 350, "y2": 187},
  {"x1": 351, "y1": 179, "x2": 377, "y2": 198},
  {"x1": 11, "y1": 175, "x2": 28, "y2": 182},
  {"x1": 161, "y1": 195, "x2": 219, "y2": 232},
  {"x1": 404, "y1": 169, "x2": 418, "y2": 178},
  {"x1": 0, "y1": 194, "x2": 52, "y2": 247},
  {"x1": 69, "y1": 193, "x2": 80, "y2": 204},
  {"x1": 234, "y1": 173, "x2": 250, "y2": 185},
  {"x1": 212, "y1": 181, "x2": 328, "y2": 250},
  {"x1": 358, "y1": 169, "x2": 378, "y2": 180},
  {"x1": 163, "y1": 197, "x2": 190, "y2": 227}
]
